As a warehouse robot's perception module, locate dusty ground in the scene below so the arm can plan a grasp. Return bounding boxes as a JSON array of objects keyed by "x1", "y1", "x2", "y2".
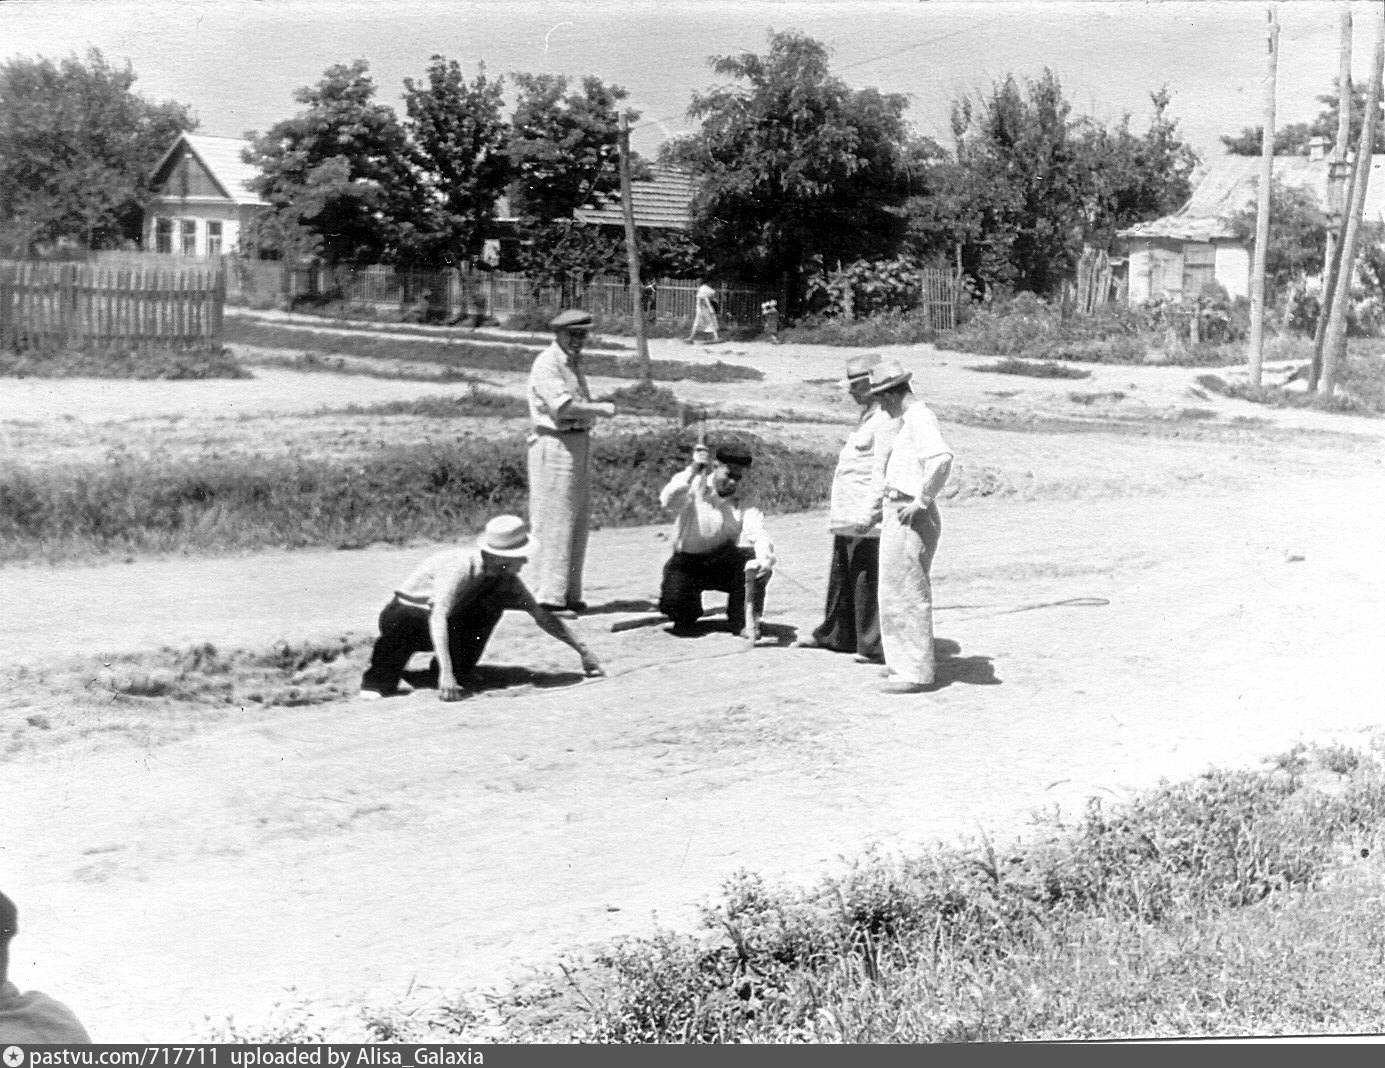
[{"x1": 2, "y1": 325, "x2": 1384, "y2": 1040}]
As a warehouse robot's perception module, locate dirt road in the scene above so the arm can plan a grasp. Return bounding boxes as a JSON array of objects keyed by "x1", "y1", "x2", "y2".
[{"x1": 3, "y1": 336, "x2": 1384, "y2": 1040}]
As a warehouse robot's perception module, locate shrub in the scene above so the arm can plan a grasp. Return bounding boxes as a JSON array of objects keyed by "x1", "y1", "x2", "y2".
[
  {"x1": 781, "y1": 308, "x2": 938, "y2": 347},
  {"x1": 968, "y1": 358, "x2": 1092, "y2": 380},
  {"x1": 0, "y1": 342, "x2": 250, "y2": 380}
]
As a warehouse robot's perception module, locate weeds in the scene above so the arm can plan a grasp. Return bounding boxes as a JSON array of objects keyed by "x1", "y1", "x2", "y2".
[
  {"x1": 527, "y1": 744, "x2": 1385, "y2": 1042},
  {"x1": 0, "y1": 342, "x2": 250, "y2": 380},
  {"x1": 322, "y1": 387, "x2": 529, "y2": 420},
  {"x1": 968, "y1": 358, "x2": 1092, "y2": 379}
]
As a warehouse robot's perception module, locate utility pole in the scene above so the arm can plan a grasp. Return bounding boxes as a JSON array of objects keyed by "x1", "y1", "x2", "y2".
[
  {"x1": 1322, "y1": 12, "x2": 1385, "y2": 396},
  {"x1": 1247, "y1": 6, "x2": 1279, "y2": 387},
  {"x1": 1311, "y1": 7, "x2": 1354, "y2": 392},
  {"x1": 617, "y1": 112, "x2": 652, "y2": 383}
]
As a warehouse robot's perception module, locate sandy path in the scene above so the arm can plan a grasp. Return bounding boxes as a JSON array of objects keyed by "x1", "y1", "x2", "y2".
[{"x1": 4, "y1": 466, "x2": 1383, "y2": 1040}]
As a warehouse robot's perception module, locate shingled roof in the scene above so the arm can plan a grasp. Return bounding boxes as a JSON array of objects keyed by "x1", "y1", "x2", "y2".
[
  {"x1": 151, "y1": 134, "x2": 268, "y2": 207},
  {"x1": 572, "y1": 164, "x2": 695, "y2": 229},
  {"x1": 1119, "y1": 152, "x2": 1385, "y2": 242}
]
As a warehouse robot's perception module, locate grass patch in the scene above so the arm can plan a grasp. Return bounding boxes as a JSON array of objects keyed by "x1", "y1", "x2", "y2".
[
  {"x1": 319, "y1": 386, "x2": 529, "y2": 420},
  {"x1": 493, "y1": 742, "x2": 1385, "y2": 1042},
  {"x1": 1196, "y1": 351, "x2": 1385, "y2": 416},
  {"x1": 0, "y1": 427, "x2": 833, "y2": 563},
  {"x1": 1068, "y1": 391, "x2": 1127, "y2": 406},
  {"x1": 597, "y1": 380, "x2": 682, "y2": 416},
  {"x1": 0, "y1": 343, "x2": 250, "y2": 380},
  {"x1": 224, "y1": 319, "x2": 762, "y2": 383},
  {"x1": 968, "y1": 357, "x2": 1092, "y2": 380}
]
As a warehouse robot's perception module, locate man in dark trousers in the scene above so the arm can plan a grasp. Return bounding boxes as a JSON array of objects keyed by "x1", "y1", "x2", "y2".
[
  {"x1": 657, "y1": 441, "x2": 775, "y2": 635},
  {"x1": 0, "y1": 891, "x2": 91, "y2": 1042},
  {"x1": 360, "y1": 515, "x2": 605, "y2": 701}
]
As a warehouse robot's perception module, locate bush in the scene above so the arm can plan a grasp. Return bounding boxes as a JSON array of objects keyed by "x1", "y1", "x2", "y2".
[
  {"x1": 804, "y1": 256, "x2": 929, "y2": 319},
  {"x1": 781, "y1": 309, "x2": 938, "y2": 347}
]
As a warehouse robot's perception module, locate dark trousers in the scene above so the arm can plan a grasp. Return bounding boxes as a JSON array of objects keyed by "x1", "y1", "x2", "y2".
[
  {"x1": 658, "y1": 543, "x2": 769, "y2": 632},
  {"x1": 360, "y1": 596, "x2": 503, "y2": 695},
  {"x1": 810, "y1": 535, "x2": 882, "y2": 658}
]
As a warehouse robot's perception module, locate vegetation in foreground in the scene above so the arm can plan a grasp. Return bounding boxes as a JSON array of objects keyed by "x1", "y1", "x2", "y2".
[
  {"x1": 223, "y1": 318, "x2": 763, "y2": 383},
  {"x1": 190, "y1": 741, "x2": 1385, "y2": 1042},
  {"x1": 1196, "y1": 351, "x2": 1385, "y2": 417},
  {"x1": 0, "y1": 343, "x2": 249, "y2": 380},
  {"x1": 0, "y1": 428, "x2": 833, "y2": 564},
  {"x1": 968, "y1": 357, "x2": 1092, "y2": 380}
]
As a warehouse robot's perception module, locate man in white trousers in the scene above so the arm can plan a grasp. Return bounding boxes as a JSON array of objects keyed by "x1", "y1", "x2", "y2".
[{"x1": 868, "y1": 357, "x2": 954, "y2": 695}]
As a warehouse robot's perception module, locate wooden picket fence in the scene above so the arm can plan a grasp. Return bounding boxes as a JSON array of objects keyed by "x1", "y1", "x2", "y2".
[
  {"x1": 1071, "y1": 247, "x2": 1116, "y2": 315},
  {"x1": 0, "y1": 260, "x2": 226, "y2": 350},
  {"x1": 919, "y1": 267, "x2": 961, "y2": 330}
]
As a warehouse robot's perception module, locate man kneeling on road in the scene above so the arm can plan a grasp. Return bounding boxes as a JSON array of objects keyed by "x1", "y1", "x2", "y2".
[
  {"x1": 360, "y1": 515, "x2": 605, "y2": 701},
  {"x1": 657, "y1": 442, "x2": 775, "y2": 635}
]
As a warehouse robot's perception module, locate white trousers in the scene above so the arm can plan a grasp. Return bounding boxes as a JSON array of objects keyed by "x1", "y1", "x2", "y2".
[
  {"x1": 878, "y1": 503, "x2": 942, "y2": 685},
  {"x1": 526, "y1": 431, "x2": 592, "y2": 606}
]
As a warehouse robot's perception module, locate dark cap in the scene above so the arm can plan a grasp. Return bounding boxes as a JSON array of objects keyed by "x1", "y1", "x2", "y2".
[
  {"x1": 549, "y1": 309, "x2": 594, "y2": 331},
  {"x1": 715, "y1": 442, "x2": 753, "y2": 467},
  {"x1": 0, "y1": 891, "x2": 16, "y2": 941}
]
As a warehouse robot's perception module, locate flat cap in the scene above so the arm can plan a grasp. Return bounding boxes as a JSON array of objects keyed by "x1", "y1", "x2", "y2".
[
  {"x1": 715, "y1": 442, "x2": 753, "y2": 467},
  {"x1": 550, "y1": 309, "x2": 594, "y2": 331}
]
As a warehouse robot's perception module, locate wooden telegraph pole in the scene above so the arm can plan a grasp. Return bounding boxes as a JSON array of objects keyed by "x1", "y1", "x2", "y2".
[
  {"x1": 1247, "y1": 7, "x2": 1280, "y2": 387},
  {"x1": 1310, "y1": 7, "x2": 1354, "y2": 392},
  {"x1": 1322, "y1": 12, "x2": 1385, "y2": 395},
  {"x1": 617, "y1": 112, "x2": 652, "y2": 383}
]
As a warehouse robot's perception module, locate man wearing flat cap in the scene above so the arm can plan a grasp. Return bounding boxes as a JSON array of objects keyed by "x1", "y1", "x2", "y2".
[
  {"x1": 360, "y1": 514, "x2": 604, "y2": 701},
  {"x1": 657, "y1": 441, "x2": 775, "y2": 635},
  {"x1": 526, "y1": 309, "x2": 616, "y2": 613},
  {"x1": 796, "y1": 353, "x2": 901, "y2": 663},
  {"x1": 0, "y1": 890, "x2": 91, "y2": 1042},
  {"x1": 868, "y1": 358, "x2": 954, "y2": 694}
]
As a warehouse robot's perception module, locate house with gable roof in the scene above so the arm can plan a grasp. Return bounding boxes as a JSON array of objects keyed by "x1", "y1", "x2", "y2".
[
  {"x1": 1119, "y1": 138, "x2": 1385, "y2": 305},
  {"x1": 143, "y1": 134, "x2": 269, "y2": 257}
]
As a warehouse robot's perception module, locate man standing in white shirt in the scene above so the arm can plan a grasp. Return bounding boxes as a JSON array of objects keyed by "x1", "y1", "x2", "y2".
[
  {"x1": 868, "y1": 358, "x2": 954, "y2": 694},
  {"x1": 657, "y1": 442, "x2": 775, "y2": 635},
  {"x1": 796, "y1": 353, "x2": 900, "y2": 663},
  {"x1": 526, "y1": 309, "x2": 617, "y2": 613}
]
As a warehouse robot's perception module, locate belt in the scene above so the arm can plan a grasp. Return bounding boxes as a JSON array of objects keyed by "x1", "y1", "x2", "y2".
[{"x1": 532, "y1": 425, "x2": 590, "y2": 437}]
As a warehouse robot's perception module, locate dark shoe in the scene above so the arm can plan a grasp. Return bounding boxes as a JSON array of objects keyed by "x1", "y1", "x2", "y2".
[
  {"x1": 853, "y1": 653, "x2": 885, "y2": 665},
  {"x1": 880, "y1": 677, "x2": 930, "y2": 695},
  {"x1": 667, "y1": 622, "x2": 700, "y2": 637},
  {"x1": 566, "y1": 601, "x2": 589, "y2": 614}
]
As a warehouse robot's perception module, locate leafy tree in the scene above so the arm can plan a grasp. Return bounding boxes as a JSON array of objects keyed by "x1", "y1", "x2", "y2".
[
  {"x1": 1230, "y1": 177, "x2": 1329, "y2": 301},
  {"x1": 402, "y1": 56, "x2": 510, "y2": 268},
  {"x1": 245, "y1": 60, "x2": 423, "y2": 268},
  {"x1": 507, "y1": 72, "x2": 637, "y2": 224},
  {"x1": 663, "y1": 31, "x2": 914, "y2": 312},
  {"x1": 1221, "y1": 81, "x2": 1384, "y2": 155},
  {"x1": 0, "y1": 48, "x2": 196, "y2": 255}
]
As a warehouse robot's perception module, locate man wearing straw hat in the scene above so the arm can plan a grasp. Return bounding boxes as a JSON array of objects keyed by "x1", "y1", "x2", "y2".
[
  {"x1": 526, "y1": 309, "x2": 617, "y2": 613},
  {"x1": 795, "y1": 353, "x2": 900, "y2": 663},
  {"x1": 360, "y1": 514, "x2": 605, "y2": 701},
  {"x1": 867, "y1": 358, "x2": 953, "y2": 695}
]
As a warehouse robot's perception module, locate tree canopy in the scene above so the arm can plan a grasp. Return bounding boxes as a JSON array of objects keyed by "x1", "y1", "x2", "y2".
[
  {"x1": 663, "y1": 31, "x2": 915, "y2": 307},
  {"x1": 402, "y1": 56, "x2": 511, "y2": 268},
  {"x1": 1221, "y1": 81, "x2": 1385, "y2": 156},
  {"x1": 0, "y1": 48, "x2": 196, "y2": 256},
  {"x1": 246, "y1": 60, "x2": 423, "y2": 267}
]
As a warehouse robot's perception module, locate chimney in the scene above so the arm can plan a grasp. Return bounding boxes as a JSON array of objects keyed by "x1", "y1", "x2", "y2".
[{"x1": 1308, "y1": 135, "x2": 1331, "y2": 162}]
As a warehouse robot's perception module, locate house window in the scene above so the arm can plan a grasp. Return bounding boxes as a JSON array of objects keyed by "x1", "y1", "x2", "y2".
[
  {"x1": 1183, "y1": 243, "x2": 1216, "y2": 297},
  {"x1": 154, "y1": 218, "x2": 173, "y2": 254},
  {"x1": 180, "y1": 219, "x2": 198, "y2": 256},
  {"x1": 207, "y1": 221, "x2": 223, "y2": 256}
]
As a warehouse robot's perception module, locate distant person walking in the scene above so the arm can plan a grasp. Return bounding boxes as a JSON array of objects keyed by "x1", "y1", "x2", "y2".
[
  {"x1": 687, "y1": 281, "x2": 720, "y2": 344},
  {"x1": 0, "y1": 891, "x2": 91, "y2": 1043},
  {"x1": 868, "y1": 358, "x2": 953, "y2": 695},
  {"x1": 526, "y1": 309, "x2": 616, "y2": 612},
  {"x1": 796, "y1": 353, "x2": 900, "y2": 663}
]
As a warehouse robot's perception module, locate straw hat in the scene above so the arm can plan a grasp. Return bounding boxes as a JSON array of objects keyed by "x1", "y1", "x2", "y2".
[
  {"x1": 476, "y1": 515, "x2": 534, "y2": 558},
  {"x1": 867, "y1": 357, "x2": 914, "y2": 394}
]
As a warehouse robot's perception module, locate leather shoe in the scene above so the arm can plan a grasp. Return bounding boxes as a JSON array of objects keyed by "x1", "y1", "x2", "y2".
[
  {"x1": 853, "y1": 653, "x2": 884, "y2": 664},
  {"x1": 880, "y1": 678, "x2": 929, "y2": 695},
  {"x1": 793, "y1": 636, "x2": 829, "y2": 650}
]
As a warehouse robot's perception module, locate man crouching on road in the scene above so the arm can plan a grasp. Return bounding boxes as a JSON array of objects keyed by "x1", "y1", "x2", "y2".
[
  {"x1": 657, "y1": 442, "x2": 775, "y2": 635},
  {"x1": 360, "y1": 515, "x2": 605, "y2": 700}
]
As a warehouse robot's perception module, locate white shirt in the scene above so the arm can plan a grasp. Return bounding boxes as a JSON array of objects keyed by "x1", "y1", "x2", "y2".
[
  {"x1": 882, "y1": 400, "x2": 953, "y2": 504},
  {"x1": 527, "y1": 340, "x2": 595, "y2": 432},
  {"x1": 659, "y1": 467, "x2": 775, "y2": 567},
  {"x1": 828, "y1": 404, "x2": 900, "y2": 537}
]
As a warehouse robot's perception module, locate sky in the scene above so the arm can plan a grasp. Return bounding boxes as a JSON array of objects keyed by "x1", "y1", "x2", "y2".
[{"x1": 2, "y1": 0, "x2": 1382, "y2": 165}]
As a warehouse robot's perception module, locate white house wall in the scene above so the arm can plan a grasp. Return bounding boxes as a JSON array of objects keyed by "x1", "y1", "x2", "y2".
[
  {"x1": 1127, "y1": 244, "x2": 1154, "y2": 303},
  {"x1": 143, "y1": 200, "x2": 248, "y2": 256},
  {"x1": 1214, "y1": 242, "x2": 1250, "y2": 300}
]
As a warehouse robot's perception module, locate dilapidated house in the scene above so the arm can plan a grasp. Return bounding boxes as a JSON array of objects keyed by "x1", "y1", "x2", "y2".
[{"x1": 1119, "y1": 139, "x2": 1385, "y2": 304}]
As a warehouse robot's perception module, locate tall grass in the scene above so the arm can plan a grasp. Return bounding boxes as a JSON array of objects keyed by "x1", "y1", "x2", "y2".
[
  {"x1": 0, "y1": 428, "x2": 835, "y2": 563},
  {"x1": 0, "y1": 342, "x2": 250, "y2": 379},
  {"x1": 519, "y1": 745, "x2": 1385, "y2": 1042}
]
